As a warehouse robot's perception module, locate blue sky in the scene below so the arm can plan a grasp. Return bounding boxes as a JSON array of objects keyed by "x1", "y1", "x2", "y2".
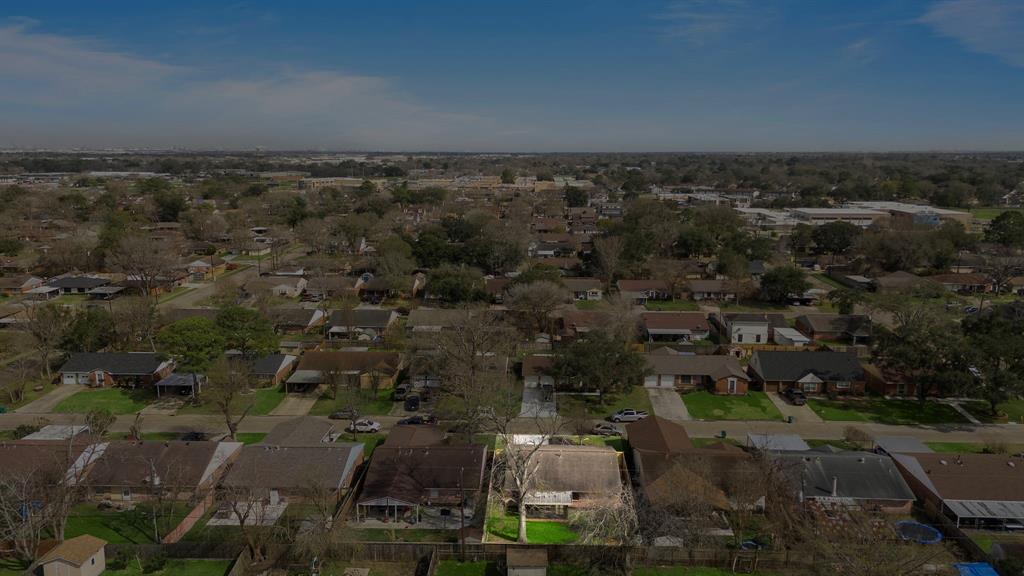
[{"x1": 1, "y1": 0, "x2": 1023, "y2": 151}]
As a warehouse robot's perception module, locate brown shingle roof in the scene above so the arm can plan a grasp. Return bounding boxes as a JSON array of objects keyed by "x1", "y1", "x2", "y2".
[
  {"x1": 296, "y1": 351, "x2": 403, "y2": 375},
  {"x1": 626, "y1": 416, "x2": 693, "y2": 454},
  {"x1": 641, "y1": 312, "x2": 709, "y2": 332},
  {"x1": 38, "y1": 535, "x2": 107, "y2": 566}
]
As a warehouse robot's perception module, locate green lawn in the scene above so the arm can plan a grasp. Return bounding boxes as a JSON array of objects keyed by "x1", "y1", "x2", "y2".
[
  {"x1": 54, "y1": 388, "x2": 154, "y2": 414},
  {"x1": 65, "y1": 502, "x2": 191, "y2": 544},
  {"x1": 234, "y1": 432, "x2": 267, "y2": 444},
  {"x1": 634, "y1": 568, "x2": 781, "y2": 576},
  {"x1": 309, "y1": 388, "x2": 395, "y2": 416},
  {"x1": 557, "y1": 385, "x2": 652, "y2": 419},
  {"x1": 339, "y1": 432, "x2": 387, "y2": 457},
  {"x1": 812, "y1": 273, "x2": 845, "y2": 289},
  {"x1": 644, "y1": 300, "x2": 699, "y2": 311},
  {"x1": 486, "y1": 513, "x2": 578, "y2": 544},
  {"x1": 0, "y1": 558, "x2": 27, "y2": 576},
  {"x1": 580, "y1": 435, "x2": 626, "y2": 451},
  {"x1": 682, "y1": 391, "x2": 783, "y2": 421},
  {"x1": 344, "y1": 528, "x2": 458, "y2": 543},
  {"x1": 157, "y1": 286, "x2": 196, "y2": 304},
  {"x1": 436, "y1": 561, "x2": 501, "y2": 576},
  {"x1": 970, "y1": 207, "x2": 1022, "y2": 221},
  {"x1": 926, "y1": 441, "x2": 1024, "y2": 454},
  {"x1": 963, "y1": 399, "x2": 1024, "y2": 424},
  {"x1": 320, "y1": 561, "x2": 418, "y2": 576},
  {"x1": 720, "y1": 300, "x2": 789, "y2": 312},
  {"x1": 807, "y1": 398, "x2": 967, "y2": 425},
  {"x1": 0, "y1": 379, "x2": 57, "y2": 412},
  {"x1": 104, "y1": 559, "x2": 232, "y2": 576},
  {"x1": 177, "y1": 386, "x2": 284, "y2": 416},
  {"x1": 965, "y1": 530, "x2": 1024, "y2": 554},
  {"x1": 574, "y1": 300, "x2": 602, "y2": 310}
]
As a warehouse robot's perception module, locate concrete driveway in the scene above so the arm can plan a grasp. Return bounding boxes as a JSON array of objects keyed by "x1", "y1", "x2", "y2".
[
  {"x1": 646, "y1": 387, "x2": 691, "y2": 422},
  {"x1": 15, "y1": 384, "x2": 85, "y2": 414},
  {"x1": 767, "y1": 391, "x2": 824, "y2": 424},
  {"x1": 520, "y1": 387, "x2": 557, "y2": 418},
  {"x1": 269, "y1": 385, "x2": 324, "y2": 416}
]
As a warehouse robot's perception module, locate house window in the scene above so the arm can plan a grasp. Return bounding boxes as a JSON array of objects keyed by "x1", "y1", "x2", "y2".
[
  {"x1": 802, "y1": 382, "x2": 817, "y2": 393},
  {"x1": 727, "y1": 379, "x2": 738, "y2": 394},
  {"x1": 91, "y1": 559, "x2": 96, "y2": 565},
  {"x1": 122, "y1": 488, "x2": 132, "y2": 500},
  {"x1": 835, "y1": 381, "x2": 851, "y2": 390},
  {"x1": 737, "y1": 334, "x2": 743, "y2": 343},
  {"x1": 755, "y1": 334, "x2": 762, "y2": 343}
]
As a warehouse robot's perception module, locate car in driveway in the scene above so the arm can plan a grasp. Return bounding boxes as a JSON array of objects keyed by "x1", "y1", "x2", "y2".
[
  {"x1": 591, "y1": 422, "x2": 620, "y2": 436},
  {"x1": 610, "y1": 408, "x2": 649, "y2": 423},
  {"x1": 397, "y1": 415, "x2": 437, "y2": 426},
  {"x1": 403, "y1": 395, "x2": 421, "y2": 412},
  {"x1": 782, "y1": 388, "x2": 807, "y2": 406},
  {"x1": 346, "y1": 419, "x2": 382, "y2": 433}
]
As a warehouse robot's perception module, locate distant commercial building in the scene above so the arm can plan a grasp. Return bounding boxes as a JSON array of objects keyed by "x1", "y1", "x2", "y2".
[{"x1": 789, "y1": 207, "x2": 888, "y2": 228}]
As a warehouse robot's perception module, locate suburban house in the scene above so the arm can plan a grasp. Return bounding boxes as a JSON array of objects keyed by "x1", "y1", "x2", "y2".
[
  {"x1": 891, "y1": 452, "x2": 1024, "y2": 529},
  {"x1": 686, "y1": 279, "x2": 739, "y2": 302},
  {"x1": 617, "y1": 279, "x2": 671, "y2": 304},
  {"x1": 288, "y1": 351, "x2": 405, "y2": 390},
  {"x1": 747, "y1": 351, "x2": 866, "y2": 394},
  {"x1": 37, "y1": 534, "x2": 108, "y2": 576},
  {"x1": 246, "y1": 353, "x2": 298, "y2": 387},
  {"x1": 47, "y1": 276, "x2": 110, "y2": 295},
  {"x1": 640, "y1": 312, "x2": 710, "y2": 342},
  {"x1": 0, "y1": 274, "x2": 43, "y2": 295},
  {"x1": 719, "y1": 313, "x2": 787, "y2": 345},
  {"x1": 643, "y1": 352, "x2": 749, "y2": 394},
  {"x1": 562, "y1": 277, "x2": 603, "y2": 301},
  {"x1": 221, "y1": 442, "x2": 364, "y2": 505},
  {"x1": 59, "y1": 352, "x2": 175, "y2": 387},
  {"x1": 522, "y1": 354, "x2": 554, "y2": 390},
  {"x1": 928, "y1": 273, "x2": 993, "y2": 294},
  {"x1": 627, "y1": 417, "x2": 762, "y2": 516},
  {"x1": 0, "y1": 439, "x2": 107, "y2": 490},
  {"x1": 872, "y1": 271, "x2": 939, "y2": 293},
  {"x1": 406, "y1": 308, "x2": 466, "y2": 333},
  {"x1": 244, "y1": 275, "x2": 308, "y2": 298},
  {"x1": 776, "y1": 447, "x2": 916, "y2": 513},
  {"x1": 795, "y1": 314, "x2": 873, "y2": 344},
  {"x1": 558, "y1": 310, "x2": 602, "y2": 340},
  {"x1": 327, "y1": 308, "x2": 399, "y2": 340},
  {"x1": 81, "y1": 440, "x2": 242, "y2": 504},
  {"x1": 269, "y1": 307, "x2": 326, "y2": 334},
  {"x1": 354, "y1": 442, "x2": 487, "y2": 524},
  {"x1": 506, "y1": 444, "x2": 625, "y2": 518},
  {"x1": 186, "y1": 256, "x2": 227, "y2": 281}
]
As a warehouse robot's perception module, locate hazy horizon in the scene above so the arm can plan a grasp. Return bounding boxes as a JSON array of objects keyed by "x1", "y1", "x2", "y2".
[{"x1": 3, "y1": 0, "x2": 1024, "y2": 152}]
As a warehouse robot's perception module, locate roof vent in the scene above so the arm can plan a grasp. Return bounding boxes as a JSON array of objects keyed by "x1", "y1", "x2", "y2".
[{"x1": 1009, "y1": 461, "x2": 1016, "y2": 468}]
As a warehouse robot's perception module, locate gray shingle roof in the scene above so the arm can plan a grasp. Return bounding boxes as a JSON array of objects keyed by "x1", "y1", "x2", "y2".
[
  {"x1": 751, "y1": 351, "x2": 863, "y2": 383},
  {"x1": 777, "y1": 449, "x2": 915, "y2": 502},
  {"x1": 60, "y1": 352, "x2": 167, "y2": 375}
]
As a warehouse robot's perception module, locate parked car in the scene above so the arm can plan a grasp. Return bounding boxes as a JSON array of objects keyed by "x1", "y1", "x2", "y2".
[
  {"x1": 610, "y1": 409, "x2": 648, "y2": 423},
  {"x1": 782, "y1": 388, "x2": 807, "y2": 406},
  {"x1": 404, "y1": 395, "x2": 421, "y2": 412},
  {"x1": 964, "y1": 306, "x2": 979, "y2": 314},
  {"x1": 397, "y1": 415, "x2": 437, "y2": 426},
  {"x1": 181, "y1": 431, "x2": 208, "y2": 442},
  {"x1": 591, "y1": 423, "x2": 620, "y2": 436},
  {"x1": 328, "y1": 408, "x2": 359, "y2": 420},
  {"x1": 346, "y1": 419, "x2": 381, "y2": 433}
]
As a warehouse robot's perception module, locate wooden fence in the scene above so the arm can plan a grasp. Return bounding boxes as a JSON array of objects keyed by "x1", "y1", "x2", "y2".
[{"x1": 162, "y1": 491, "x2": 215, "y2": 544}]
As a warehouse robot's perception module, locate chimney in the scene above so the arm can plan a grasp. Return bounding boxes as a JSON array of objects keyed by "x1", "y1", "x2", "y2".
[{"x1": 831, "y1": 476, "x2": 838, "y2": 498}]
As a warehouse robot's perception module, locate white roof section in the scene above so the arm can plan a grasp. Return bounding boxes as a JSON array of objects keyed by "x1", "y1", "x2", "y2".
[
  {"x1": 23, "y1": 425, "x2": 90, "y2": 440},
  {"x1": 200, "y1": 442, "x2": 243, "y2": 486},
  {"x1": 945, "y1": 500, "x2": 1024, "y2": 521},
  {"x1": 874, "y1": 436, "x2": 933, "y2": 454},
  {"x1": 773, "y1": 327, "x2": 810, "y2": 344}
]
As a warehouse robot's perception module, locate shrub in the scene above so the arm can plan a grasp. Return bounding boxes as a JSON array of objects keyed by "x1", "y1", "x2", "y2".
[{"x1": 141, "y1": 554, "x2": 166, "y2": 574}]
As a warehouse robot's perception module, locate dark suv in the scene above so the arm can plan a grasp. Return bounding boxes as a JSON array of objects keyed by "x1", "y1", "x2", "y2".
[{"x1": 782, "y1": 388, "x2": 807, "y2": 406}]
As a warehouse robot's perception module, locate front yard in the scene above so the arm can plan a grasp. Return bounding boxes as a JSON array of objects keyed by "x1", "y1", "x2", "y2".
[
  {"x1": 65, "y1": 502, "x2": 191, "y2": 544},
  {"x1": 54, "y1": 387, "x2": 155, "y2": 414},
  {"x1": 807, "y1": 397, "x2": 967, "y2": 425},
  {"x1": 557, "y1": 385, "x2": 652, "y2": 419},
  {"x1": 644, "y1": 300, "x2": 699, "y2": 311},
  {"x1": 0, "y1": 379, "x2": 57, "y2": 412},
  {"x1": 309, "y1": 387, "x2": 395, "y2": 416},
  {"x1": 682, "y1": 391, "x2": 782, "y2": 421},
  {"x1": 962, "y1": 399, "x2": 1024, "y2": 424},
  {"x1": 177, "y1": 386, "x2": 285, "y2": 416}
]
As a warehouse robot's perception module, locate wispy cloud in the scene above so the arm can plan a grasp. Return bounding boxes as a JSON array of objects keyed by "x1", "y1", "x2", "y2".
[
  {"x1": 920, "y1": 0, "x2": 1024, "y2": 67},
  {"x1": 655, "y1": 0, "x2": 757, "y2": 44},
  {"x1": 844, "y1": 37, "x2": 880, "y2": 64},
  {"x1": 0, "y1": 22, "x2": 495, "y2": 150}
]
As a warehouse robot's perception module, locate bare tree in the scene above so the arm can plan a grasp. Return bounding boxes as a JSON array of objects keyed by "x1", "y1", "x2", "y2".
[
  {"x1": 19, "y1": 302, "x2": 70, "y2": 380},
  {"x1": 107, "y1": 234, "x2": 181, "y2": 299},
  {"x1": 593, "y1": 236, "x2": 623, "y2": 291},
  {"x1": 205, "y1": 357, "x2": 253, "y2": 441},
  {"x1": 571, "y1": 489, "x2": 641, "y2": 574},
  {"x1": 85, "y1": 408, "x2": 116, "y2": 438},
  {"x1": 112, "y1": 296, "x2": 159, "y2": 351},
  {"x1": 503, "y1": 281, "x2": 565, "y2": 337},
  {"x1": 493, "y1": 414, "x2": 564, "y2": 544}
]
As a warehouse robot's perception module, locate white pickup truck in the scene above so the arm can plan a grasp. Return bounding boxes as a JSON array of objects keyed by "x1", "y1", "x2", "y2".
[{"x1": 610, "y1": 409, "x2": 649, "y2": 423}]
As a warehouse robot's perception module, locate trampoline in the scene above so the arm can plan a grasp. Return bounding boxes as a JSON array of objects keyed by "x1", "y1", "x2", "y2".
[{"x1": 895, "y1": 520, "x2": 943, "y2": 544}]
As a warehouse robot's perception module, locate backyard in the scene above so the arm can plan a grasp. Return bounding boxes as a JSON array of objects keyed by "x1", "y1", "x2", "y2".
[
  {"x1": 807, "y1": 397, "x2": 967, "y2": 425},
  {"x1": 320, "y1": 561, "x2": 419, "y2": 576},
  {"x1": 343, "y1": 528, "x2": 458, "y2": 543},
  {"x1": 682, "y1": 391, "x2": 783, "y2": 421},
  {"x1": 177, "y1": 386, "x2": 285, "y2": 416},
  {"x1": 435, "y1": 560, "x2": 501, "y2": 576},
  {"x1": 54, "y1": 387, "x2": 154, "y2": 414},
  {"x1": 65, "y1": 502, "x2": 191, "y2": 544},
  {"x1": 486, "y1": 512, "x2": 578, "y2": 544},
  {"x1": 557, "y1": 385, "x2": 652, "y2": 419},
  {"x1": 103, "y1": 559, "x2": 232, "y2": 576}
]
